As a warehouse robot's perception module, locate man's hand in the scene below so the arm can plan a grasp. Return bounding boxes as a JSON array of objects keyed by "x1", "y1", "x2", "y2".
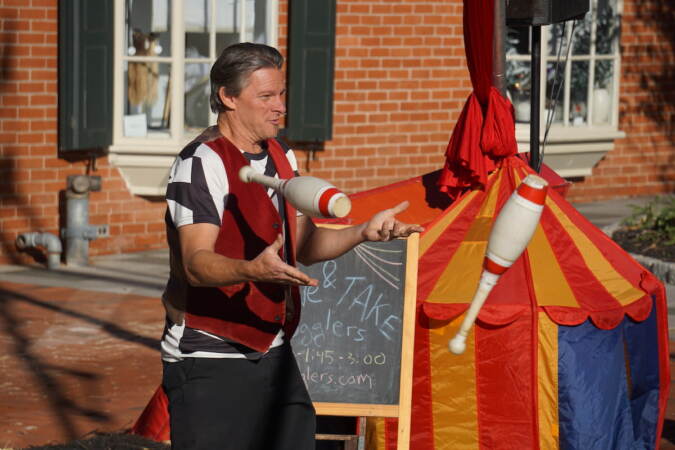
[
  {"x1": 248, "y1": 234, "x2": 318, "y2": 286},
  {"x1": 360, "y1": 201, "x2": 425, "y2": 242}
]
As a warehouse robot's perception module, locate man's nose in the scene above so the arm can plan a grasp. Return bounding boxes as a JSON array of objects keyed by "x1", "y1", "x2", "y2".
[{"x1": 274, "y1": 95, "x2": 286, "y2": 114}]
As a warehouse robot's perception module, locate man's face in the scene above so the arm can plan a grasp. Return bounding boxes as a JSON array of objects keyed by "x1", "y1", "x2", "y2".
[{"x1": 226, "y1": 67, "x2": 286, "y2": 143}]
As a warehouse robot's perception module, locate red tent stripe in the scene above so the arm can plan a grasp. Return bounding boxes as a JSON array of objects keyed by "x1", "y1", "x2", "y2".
[
  {"x1": 538, "y1": 207, "x2": 628, "y2": 322},
  {"x1": 522, "y1": 249, "x2": 542, "y2": 449},
  {"x1": 476, "y1": 315, "x2": 538, "y2": 449},
  {"x1": 623, "y1": 293, "x2": 653, "y2": 322},
  {"x1": 417, "y1": 191, "x2": 488, "y2": 302},
  {"x1": 409, "y1": 305, "x2": 437, "y2": 449},
  {"x1": 547, "y1": 191, "x2": 651, "y2": 289},
  {"x1": 541, "y1": 306, "x2": 590, "y2": 326},
  {"x1": 653, "y1": 282, "x2": 671, "y2": 449}
]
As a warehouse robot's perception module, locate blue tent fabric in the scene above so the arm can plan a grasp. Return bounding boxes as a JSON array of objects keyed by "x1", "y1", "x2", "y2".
[
  {"x1": 558, "y1": 319, "x2": 635, "y2": 449},
  {"x1": 623, "y1": 298, "x2": 661, "y2": 449}
]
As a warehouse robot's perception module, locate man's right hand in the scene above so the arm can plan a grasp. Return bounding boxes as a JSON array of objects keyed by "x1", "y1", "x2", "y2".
[
  {"x1": 247, "y1": 234, "x2": 318, "y2": 286},
  {"x1": 179, "y1": 223, "x2": 317, "y2": 287}
]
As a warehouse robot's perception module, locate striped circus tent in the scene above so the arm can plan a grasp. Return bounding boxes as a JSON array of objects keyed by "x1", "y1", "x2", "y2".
[{"x1": 337, "y1": 156, "x2": 669, "y2": 449}]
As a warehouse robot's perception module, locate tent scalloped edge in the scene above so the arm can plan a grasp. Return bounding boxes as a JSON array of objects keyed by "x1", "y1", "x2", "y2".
[{"x1": 421, "y1": 294, "x2": 654, "y2": 330}]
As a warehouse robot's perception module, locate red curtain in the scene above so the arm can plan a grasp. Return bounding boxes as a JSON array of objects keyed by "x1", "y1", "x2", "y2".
[{"x1": 438, "y1": 0, "x2": 518, "y2": 198}]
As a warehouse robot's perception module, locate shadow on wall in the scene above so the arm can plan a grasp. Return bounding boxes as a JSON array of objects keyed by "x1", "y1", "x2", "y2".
[
  {"x1": 0, "y1": 8, "x2": 44, "y2": 266},
  {"x1": 0, "y1": 286, "x2": 159, "y2": 442},
  {"x1": 633, "y1": 2, "x2": 675, "y2": 188}
]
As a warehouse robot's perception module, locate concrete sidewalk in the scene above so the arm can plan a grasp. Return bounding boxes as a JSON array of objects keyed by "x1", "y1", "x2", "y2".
[{"x1": 0, "y1": 249, "x2": 169, "y2": 299}]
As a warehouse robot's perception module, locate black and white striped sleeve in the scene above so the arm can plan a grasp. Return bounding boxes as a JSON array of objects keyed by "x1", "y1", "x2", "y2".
[{"x1": 166, "y1": 142, "x2": 228, "y2": 228}]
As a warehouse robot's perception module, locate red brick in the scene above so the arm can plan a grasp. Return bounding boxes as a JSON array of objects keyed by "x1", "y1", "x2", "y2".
[
  {"x1": 31, "y1": 0, "x2": 57, "y2": 7},
  {"x1": 17, "y1": 133, "x2": 43, "y2": 144},
  {"x1": 2, "y1": 94, "x2": 28, "y2": 106},
  {"x1": 18, "y1": 81, "x2": 45, "y2": 93},
  {"x1": 14, "y1": 32, "x2": 44, "y2": 44},
  {"x1": 3, "y1": 20, "x2": 30, "y2": 31},
  {"x1": 30, "y1": 70, "x2": 56, "y2": 80},
  {"x1": 18, "y1": 108, "x2": 46, "y2": 119},
  {"x1": 18, "y1": 8, "x2": 45, "y2": 19},
  {"x1": 30, "y1": 20, "x2": 56, "y2": 32},
  {"x1": 30, "y1": 46, "x2": 56, "y2": 57}
]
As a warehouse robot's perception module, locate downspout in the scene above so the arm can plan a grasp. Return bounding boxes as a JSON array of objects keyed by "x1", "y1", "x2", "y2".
[{"x1": 15, "y1": 232, "x2": 62, "y2": 270}]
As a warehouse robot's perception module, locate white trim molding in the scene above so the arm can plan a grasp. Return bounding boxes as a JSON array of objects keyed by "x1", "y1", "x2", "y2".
[{"x1": 515, "y1": 124, "x2": 625, "y2": 177}]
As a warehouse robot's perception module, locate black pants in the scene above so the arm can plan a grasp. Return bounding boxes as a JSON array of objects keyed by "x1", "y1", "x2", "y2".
[{"x1": 162, "y1": 343, "x2": 316, "y2": 450}]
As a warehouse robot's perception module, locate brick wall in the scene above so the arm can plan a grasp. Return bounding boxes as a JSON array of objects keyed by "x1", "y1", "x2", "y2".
[
  {"x1": 0, "y1": 0, "x2": 166, "y2": 265},
  {"x1": 285, "y1": 0, "x2": 673, "y2": 201},
  {"x1": 554, "y1": 0, "x2": 675, "y2": 201},
  {"x1": 283, "y1": 0, "x2": 470, "y2": 193}
]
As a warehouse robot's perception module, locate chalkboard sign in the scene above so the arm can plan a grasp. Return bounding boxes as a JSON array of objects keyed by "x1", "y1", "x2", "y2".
[{"x1": 292, "y1": 230, "x2": 418, "y2": 425}]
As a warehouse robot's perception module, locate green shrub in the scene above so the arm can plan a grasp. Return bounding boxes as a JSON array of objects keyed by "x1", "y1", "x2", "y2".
[{"x1": 622, "y1": 195, "x2": 675, "y2": 246}]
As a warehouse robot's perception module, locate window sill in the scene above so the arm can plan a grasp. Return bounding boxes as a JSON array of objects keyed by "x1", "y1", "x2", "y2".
[
  {"x1": 514, "y1": 125, "x2": 626, "y2": 178},
  {"x1": 107, "y1": 129, "x2": 205, "y2": 196},
  {"x1": 108, "y1": 141, "x2": 188, "y2": 196}
]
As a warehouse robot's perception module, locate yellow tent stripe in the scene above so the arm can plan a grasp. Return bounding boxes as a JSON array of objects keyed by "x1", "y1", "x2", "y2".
[
  {"x1": 547, "y1": 201, "x2": 644, "y2": 305},
  {"x1": 425, "y1": 241, "x2": 486, "y2": 303},
  {"x1": 538, "y1": 312, "x2": 560, "y2": 449},
  {"x1": 528, "y1": 224, "x2": 580, "y2": 308},
  {"x1": 365, "y1": 417, "x2": 387, "y2": 449},
  {"x1": 429, "y1": 316, "x2": 478, "y2": 449},
  {"x1": 425, "y1": 172, "x2": 504, "y2": 303},
  {"x1": 419, "y1": 189, "x2": 481, "y2": 257},
  {"x1": 420, "y1": 169, "x2": 504, "y2": 258},
  {"x1": 479, "y1": 168, "x2": 503, "y2": 220}
]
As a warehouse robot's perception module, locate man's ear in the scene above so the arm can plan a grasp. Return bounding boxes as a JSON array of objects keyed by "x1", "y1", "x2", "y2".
[{"x1": 219, "y1": 87, "x2": 236, "y2": 110}]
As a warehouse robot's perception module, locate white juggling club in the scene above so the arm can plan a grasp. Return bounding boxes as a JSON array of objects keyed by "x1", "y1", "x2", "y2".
[
  {"x1": 448, "y1": 174, "x2": 549, "y2": 355},
  {"x1": 238, "y1": 165, "x2": 352, "y2": 218}
]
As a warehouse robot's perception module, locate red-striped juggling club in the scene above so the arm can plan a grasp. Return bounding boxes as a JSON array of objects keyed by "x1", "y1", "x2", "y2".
[
  {"x1": 449, "y1": 174, "x2": 549, "y2": 355},
  {"x1": 239, "y1": 165, "x2": 352, "y2": 218}
]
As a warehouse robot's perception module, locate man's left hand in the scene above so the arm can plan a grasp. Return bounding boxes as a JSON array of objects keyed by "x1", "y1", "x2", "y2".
[{"x1": 360, "y1": 201, "x2": 425, "y2": 242}]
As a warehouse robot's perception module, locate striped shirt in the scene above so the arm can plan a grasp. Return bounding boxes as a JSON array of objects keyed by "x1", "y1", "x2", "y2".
[{"x1": 161, "y1": 130, "x2": 299, "y2": 362}]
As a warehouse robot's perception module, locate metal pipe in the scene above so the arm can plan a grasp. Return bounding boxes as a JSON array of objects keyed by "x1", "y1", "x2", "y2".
[
  {"x1": 64, "y1": 192, "x2": 92, "y2": 266},
  {"x1": 62, "y1": 174, "x2": 104, "y2": 266},
  {"x1": 529, "y1": 25, "x2": 542, "y2": 172},
  {"x1": 492, "y1": 0, "x2": 507, "y2": 96},
  {"x1": 16, "y1": 232, "x2": 62, "y2": 270}
]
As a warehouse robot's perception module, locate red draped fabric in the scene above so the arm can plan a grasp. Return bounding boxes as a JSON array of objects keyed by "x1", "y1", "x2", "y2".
[{"x1": 438, "y1": 0, "x2": 518, "y2": 198}]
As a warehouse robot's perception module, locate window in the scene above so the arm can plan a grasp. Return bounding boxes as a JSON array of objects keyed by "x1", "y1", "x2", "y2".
[
  {"x1": 110, "y1": 0, "x2": 278, "y2": 195},
  {"x1": 505, "y1": 0, "x2": 625, "y2": 177}
]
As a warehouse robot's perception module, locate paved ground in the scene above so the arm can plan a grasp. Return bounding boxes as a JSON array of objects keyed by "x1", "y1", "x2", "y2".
[
  {"x1": 0, "y1": 281, "x2": 164, "y2": 448},
  {"x1": 0, "y1": 195, "x2": 673, "y2": 449}
]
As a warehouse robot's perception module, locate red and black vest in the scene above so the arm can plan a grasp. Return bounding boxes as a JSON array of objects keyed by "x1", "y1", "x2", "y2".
[{"x1": 183, "y1": 136, "x2": 301, "y2": 353}]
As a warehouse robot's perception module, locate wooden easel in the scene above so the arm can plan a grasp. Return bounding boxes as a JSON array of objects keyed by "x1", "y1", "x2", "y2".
[
  {"x1": 316, "y1": 417, "x2": 366, "y2": 449},
  {"x1": 307, "y1": 233, "x2": 419, "y2": 450}
]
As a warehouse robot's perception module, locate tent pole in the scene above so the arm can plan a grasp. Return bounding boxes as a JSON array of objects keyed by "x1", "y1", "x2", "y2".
[
  {"x1": 529, "y1": 25, "x2": 542, "y2": 172},
  {"x1": 492, "y1": 0, "x2": 507, "y2": 97}
]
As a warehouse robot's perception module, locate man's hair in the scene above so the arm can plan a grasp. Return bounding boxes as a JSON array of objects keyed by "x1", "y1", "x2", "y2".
[{"x1": 209, "y1": 42, "x2": 284, "y2": 113}]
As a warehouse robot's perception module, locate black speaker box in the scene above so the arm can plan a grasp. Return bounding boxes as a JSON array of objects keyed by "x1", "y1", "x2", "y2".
[{"x1": 506, "y1": 0, "x2": 589, "y2": 26}]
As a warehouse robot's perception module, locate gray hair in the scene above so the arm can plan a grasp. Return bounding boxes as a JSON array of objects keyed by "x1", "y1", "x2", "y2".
[{"x1": 209, "y1": 42, "x2": 284, "y2": 113}]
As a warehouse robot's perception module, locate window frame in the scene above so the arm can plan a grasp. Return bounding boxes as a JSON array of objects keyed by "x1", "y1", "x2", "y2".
[
  {"x1": 109, "y1": 0, "x2": 279, "y2": 195},
  {"x1": 506, "y1": 0, "x2": 625, "y2": 177},
  {"x1": 110, "y1": 0, "x2": 279, "y2": 156}
]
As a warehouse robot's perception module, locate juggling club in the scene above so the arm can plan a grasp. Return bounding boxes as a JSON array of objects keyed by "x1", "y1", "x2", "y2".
[
  {"x1": 239, "y1": 165, "x2": 352, "y2": 219},
  {"x1": 448, "y1": 174, "x2": 549, "y2": 355}
]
